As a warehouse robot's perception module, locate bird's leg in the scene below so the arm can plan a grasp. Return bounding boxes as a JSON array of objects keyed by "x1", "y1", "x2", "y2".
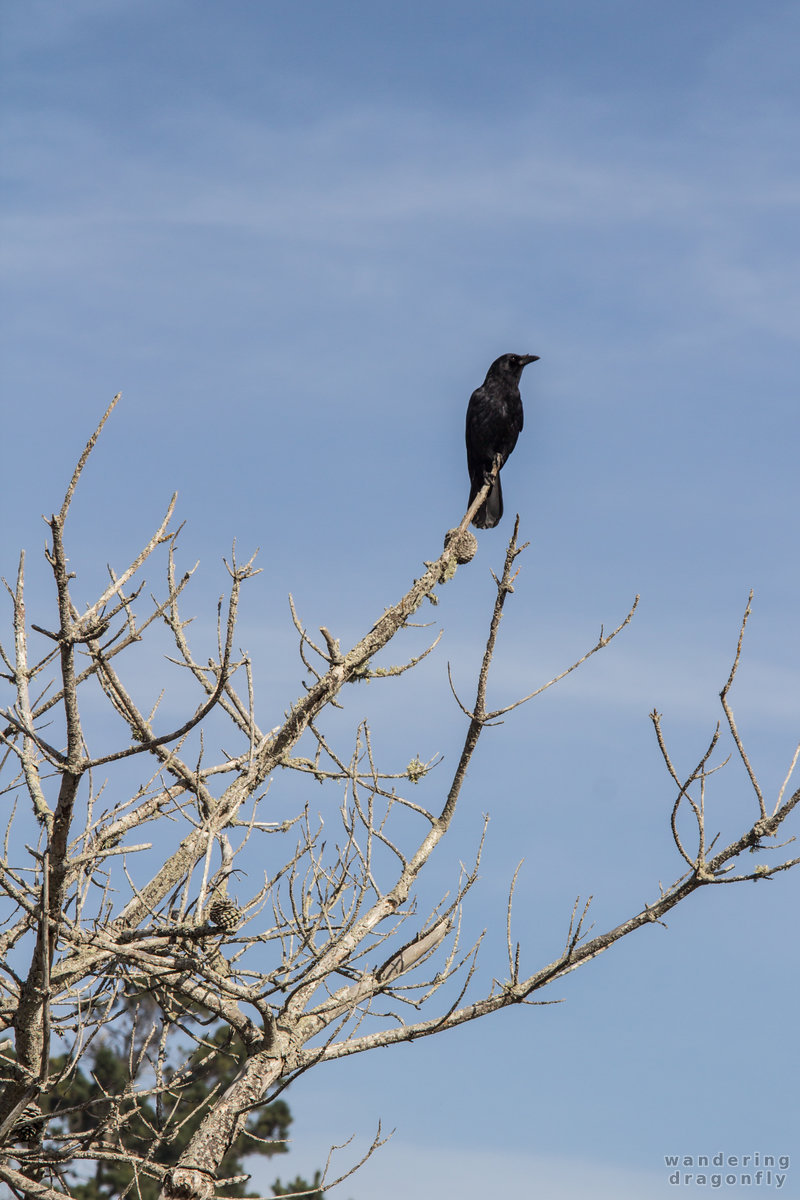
[{"x1": 481, "y1": 457, "x2": 501, "y2": 485}]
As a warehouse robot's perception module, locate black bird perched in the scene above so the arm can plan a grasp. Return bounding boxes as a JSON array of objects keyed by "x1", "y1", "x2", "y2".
[{"x1": 465, "y1": 352, "x2": 539, "y2": 528}]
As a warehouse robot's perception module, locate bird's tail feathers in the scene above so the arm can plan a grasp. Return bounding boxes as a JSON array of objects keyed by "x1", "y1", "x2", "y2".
[{"x1": 470, "y1": 476, "x2": 503, "y2": 529}]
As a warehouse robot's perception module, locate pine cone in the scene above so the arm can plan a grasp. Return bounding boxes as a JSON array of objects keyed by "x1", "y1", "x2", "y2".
[
  {"x1": 15, "y1": 1102, "x2": 41, "y2": 1142},
  {"x1": 209, "y1": 898, "x2": 240, "y2": 930}
]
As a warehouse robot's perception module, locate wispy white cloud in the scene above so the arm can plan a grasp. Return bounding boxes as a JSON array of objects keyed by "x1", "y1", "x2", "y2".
[
  {"x1": 255, "y1": 1137, "x2": 673, "y2": 1200},
  {"x1": 6, "y1": 94, "x2": 797, "y2": 228},
  {"x1": 0, "y1": 0, "x2": 143, "y2": 53},
  {"x1": 4, "y1": 75, "x2": 798, "y2": 355}
]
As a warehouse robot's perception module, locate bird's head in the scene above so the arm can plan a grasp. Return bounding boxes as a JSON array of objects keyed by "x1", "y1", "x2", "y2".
[{"x1": 489, "y1": 352, "x2": 540, "y2": 381}]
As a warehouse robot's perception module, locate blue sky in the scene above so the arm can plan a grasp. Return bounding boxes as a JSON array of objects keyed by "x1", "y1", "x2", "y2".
[{"x1": 2, "y1": 2, "x2": 799, "y2": 1196}]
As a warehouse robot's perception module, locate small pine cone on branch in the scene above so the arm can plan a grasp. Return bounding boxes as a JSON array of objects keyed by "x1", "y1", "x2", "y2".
[
  {"x1": 15, "y1": 1102, "x2": 42, "y2": 1143},
  {"x1": 209, "y1": 898, "x2": 240, "y2": 930}
]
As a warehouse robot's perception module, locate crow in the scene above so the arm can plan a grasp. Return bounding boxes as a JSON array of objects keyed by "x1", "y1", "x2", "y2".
[{"x1": 465, "y1": 352, "x2": 539, "y2": 528}]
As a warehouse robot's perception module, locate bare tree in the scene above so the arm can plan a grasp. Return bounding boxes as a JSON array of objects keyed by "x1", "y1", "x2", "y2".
[{"x1": 1, "y1": 397, "x2": 798, "y2": 1200}]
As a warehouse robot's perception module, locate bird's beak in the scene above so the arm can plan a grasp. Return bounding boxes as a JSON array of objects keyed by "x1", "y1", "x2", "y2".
[{"x1": 522, "y1": 355, "x2": 540, "y2": 365}]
